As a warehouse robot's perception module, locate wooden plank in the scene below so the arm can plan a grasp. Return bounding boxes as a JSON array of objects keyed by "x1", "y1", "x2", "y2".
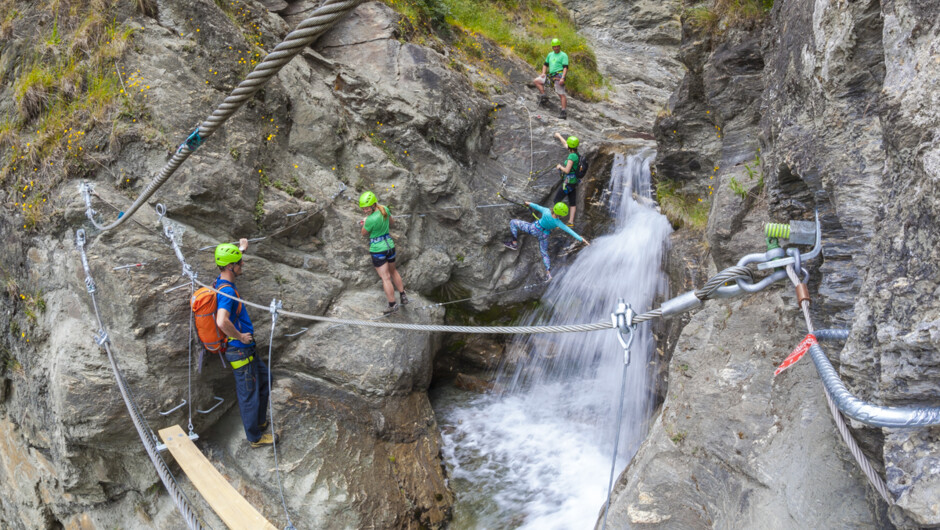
[{"x1": 158, "y1": 424, "x2": 277, "y2": 530}]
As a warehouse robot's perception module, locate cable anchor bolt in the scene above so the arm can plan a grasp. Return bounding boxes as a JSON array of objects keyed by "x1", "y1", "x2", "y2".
[
  {"x1": 94, "y1": 329, "x2": 110, "y2": 347},
  {"x1": 611, "y1": 298, "x2": 636, "y2": 366}
]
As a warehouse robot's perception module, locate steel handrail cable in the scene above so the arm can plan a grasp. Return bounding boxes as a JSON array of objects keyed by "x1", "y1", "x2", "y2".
[
  {"x1": 190, "y1": 265, "x2": 759, "y2": 333},
  {"x1": 76, "y1": 229, "x2": 208, "y2": 530},
  {"x1": 161, "y1": 215, "x2": 761, "y2": 334},
  {"x1": 85, "y1": 0, "x2": 365, "y2": 233},
  {"x1": 786, "y1": 265, "x2": 894, "y2": 504}
]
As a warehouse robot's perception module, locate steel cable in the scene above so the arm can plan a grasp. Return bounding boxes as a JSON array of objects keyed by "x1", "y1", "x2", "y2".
[
  {"x1": 86, "y1": 0, "x2": 365, "y2": 233},
  {"x1": 76, "y1": 230, "x2": 207, "y2": 530},
  {"x1": 787, "y1": 265, "x2": 894, "y2": 504},
  {"x1": 266, "y1": 302, "x2": 295, "y2": 529}
]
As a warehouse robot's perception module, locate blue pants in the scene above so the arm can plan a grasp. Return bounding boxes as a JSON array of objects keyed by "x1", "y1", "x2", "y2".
[
  {"x1": 510, "y1": 219, "x2": 551, "y2": 271},
  {"x1": 225, "y1": 345, "x2": 270, "y2": 443}
]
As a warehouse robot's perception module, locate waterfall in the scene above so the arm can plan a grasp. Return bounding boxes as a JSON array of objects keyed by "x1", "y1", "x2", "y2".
[{"x1": 434, "y1": 151, "x2": 673, "y2": 529}]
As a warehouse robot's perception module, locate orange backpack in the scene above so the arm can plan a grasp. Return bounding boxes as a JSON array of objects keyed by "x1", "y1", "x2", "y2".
[{"x1": 191, "y1": 282, "x2": 241, "y2": 355}]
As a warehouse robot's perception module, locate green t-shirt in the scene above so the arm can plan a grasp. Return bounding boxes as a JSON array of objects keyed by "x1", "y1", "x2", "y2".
[
  {"x1": 565, "y1": 152, "x2": 580, "y2": 182},
  {"x1": 364, "y1": 208, "x2": 395, "y2": 253},
  {"x1": 545, "y1": 51, "x2": 569, "y2": 76}
]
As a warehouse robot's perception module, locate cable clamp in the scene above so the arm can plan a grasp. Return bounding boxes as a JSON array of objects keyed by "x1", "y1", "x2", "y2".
[
  {"x1": 84, "y1": 277, "x2": 97, "y2": 294},
  {"x1": 94, "y1": 329, "x2": 110, "y2": 347},
  {"x1": 611, "y1": 298, "x2": 636, "y2": 366},
  {"x1": 270, "y1": 299, "x2": 283, "y2": 323},
  {"x1": 179, "y1": 129, "x2": 204, "y2": 153}
]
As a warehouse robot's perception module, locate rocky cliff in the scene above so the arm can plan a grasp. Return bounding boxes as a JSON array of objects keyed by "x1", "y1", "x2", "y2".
[
  {"x1": 605, "y1": 0, "x2": 940, "y2": 527},
  {"x1": 0, "y1": 0, "x2": 681, "y2": 527}
]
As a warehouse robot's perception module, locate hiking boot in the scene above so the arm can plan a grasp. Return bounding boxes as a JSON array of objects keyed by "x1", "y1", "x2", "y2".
[
  {"x1": 559, "y1": 109, "x2": 567, "y2": 119},
  {"x1": 250, "y1": 433, "x2": 279, "y2": 448},
  {"x1": 259, "y1": 420, "x2": 269, "y2": 431},
  {"x1": 400, "y1": 292, "x2": 410, "y2": 306},
  {"x1": 383, "y1": 302, "x2": 400, "y2": 315},
  {"x1": 504, "y1": 240, "x2": 519, "y2": 251}
]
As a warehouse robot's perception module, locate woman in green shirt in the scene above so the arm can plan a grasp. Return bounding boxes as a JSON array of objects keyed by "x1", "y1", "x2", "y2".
[
  {"x1": 358, "y1": 191, "x2": 409, "y2": 314},
  {"x1": 553, "y1": 133, "x2": 580, "y2": 225}
]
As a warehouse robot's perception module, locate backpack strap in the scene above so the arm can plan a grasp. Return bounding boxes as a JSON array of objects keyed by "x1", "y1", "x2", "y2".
[{"x1": 214, "y1": 280, "x2": 243, "y2": 316}]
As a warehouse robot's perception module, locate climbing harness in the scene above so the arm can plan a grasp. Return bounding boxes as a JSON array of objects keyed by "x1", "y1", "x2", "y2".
[
  {"x1": 601, "y1": 300, "x2": 636, "y2": 530},
  {"x1": 80, "y1": 0, "x2": 366, "y2": 235},
  {"x1": 75, "y1": 230, "x2": 207, "y2": 530}
]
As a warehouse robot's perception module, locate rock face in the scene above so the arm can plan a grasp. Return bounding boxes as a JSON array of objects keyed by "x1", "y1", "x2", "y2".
[
  {"x1": 0, "y1": 0, "x2": 683, "y2": 528},
  {"x1": 602, "y1": 289, "x2": 881, "y2": 528},
  {"x1": 609, "y1": 0, "x2": 940, "y2": 527}
]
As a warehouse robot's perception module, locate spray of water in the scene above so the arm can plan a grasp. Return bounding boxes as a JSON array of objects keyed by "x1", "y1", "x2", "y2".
[{"x1": 435, "y1": 152, "x2": 673, "y2": 529}]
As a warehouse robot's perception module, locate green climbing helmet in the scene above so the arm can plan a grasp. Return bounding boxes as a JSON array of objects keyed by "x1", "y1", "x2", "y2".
[
  {"x1": 359, "y1": 190, "x2": 378, "y2": 208},
  {"x1": 566, "y1": 136, "x2": 579, "y2": 149},
  {"x1": 215, "y1": 243, "x2": 242, "y2": 267},
  {"x1": 551, "y1": 38, "x2": 561, "y2": 47},
  {"x1": 553, "y1": 202, "x2": 569, "y2": 217}
]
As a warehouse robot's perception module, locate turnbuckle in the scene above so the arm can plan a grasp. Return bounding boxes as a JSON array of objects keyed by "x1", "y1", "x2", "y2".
[{"x1": 611, "y1": 298, "x2": 637, "y2": 366}]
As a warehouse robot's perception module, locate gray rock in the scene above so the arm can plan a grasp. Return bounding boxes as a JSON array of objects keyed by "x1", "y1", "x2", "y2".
[{"x1": 602, "y1": 290, "x2": 880, "y2": 529}]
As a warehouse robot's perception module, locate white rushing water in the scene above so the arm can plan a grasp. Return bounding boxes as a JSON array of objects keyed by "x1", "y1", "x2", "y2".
[{"x1": 433, "y1": 151, "x2": 674, "y2": 529}]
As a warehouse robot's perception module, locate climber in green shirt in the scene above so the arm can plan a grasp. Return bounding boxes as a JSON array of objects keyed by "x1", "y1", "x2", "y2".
[
  {"x1": 358, "y1": 191, "x2": 409, "y2": 314},
  {"x1": 534, "y1": 38, "x2": 569, "y2": 119},
  {"x1": 553, "y1": 132, "x2": 581, "y2": 225}
]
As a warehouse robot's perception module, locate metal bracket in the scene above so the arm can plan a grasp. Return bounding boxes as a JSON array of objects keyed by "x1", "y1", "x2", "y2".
[
  {"x1": 156, "y1": 431, "x2": 199, "y2": 453},
  {"x1": 611, "y1": 298, "x2": 637, "y2": 366},
  {"x1": 197, "y1": 396, "x2": 224, "y2": 414},
  {"x1": 284, "y1": 327, "x2": 308, "y2": 338},
  {"x1": 757, "y1": 210, "x2": 822, "y2": 270},
  {"x1": 155, "y1": 203, "x2": 166, "y2": 224},
  {"x1": 159, "y1": 399, "x2": 186, "y2": 416}
]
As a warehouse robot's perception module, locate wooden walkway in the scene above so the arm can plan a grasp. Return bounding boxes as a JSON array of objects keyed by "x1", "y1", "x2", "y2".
[{"x1": 159, "y1": 425, "x2": 277, "y2": 530}]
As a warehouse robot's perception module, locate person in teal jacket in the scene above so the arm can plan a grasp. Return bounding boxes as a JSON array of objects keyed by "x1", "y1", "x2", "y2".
[{"x1": 504, "y1": 202, "x2": 590, "y2": 279}]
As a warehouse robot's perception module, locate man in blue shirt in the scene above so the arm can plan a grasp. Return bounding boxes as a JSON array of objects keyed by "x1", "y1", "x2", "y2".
[
  {"x1": 214, "y1": 239, "x2": 277, "y2": 448},
  {"x1": 504, "y1": 202, "x2": 590, "y2": 279}
]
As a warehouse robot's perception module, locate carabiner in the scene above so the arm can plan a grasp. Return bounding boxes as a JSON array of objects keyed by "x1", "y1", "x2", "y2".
[{"x1": 611, "y1": 299, "x2": 637, "y2": 365}]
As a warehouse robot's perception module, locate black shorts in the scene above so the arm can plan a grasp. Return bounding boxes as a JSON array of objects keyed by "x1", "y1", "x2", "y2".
[
  {"x1": 371, "y1": 248, "x2": 397, "y2": 268},
  {"x1": 555, "y1": 182, "x2": 577, "y2": 204}
]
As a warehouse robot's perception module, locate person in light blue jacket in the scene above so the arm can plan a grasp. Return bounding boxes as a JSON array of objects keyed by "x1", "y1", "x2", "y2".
[{"x1": 504, "y1": 202, "x2": 590, "y2": 279}]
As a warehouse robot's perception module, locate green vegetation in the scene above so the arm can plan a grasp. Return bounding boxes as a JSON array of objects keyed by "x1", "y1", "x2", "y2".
[
  {"x1": 684, "y1": 0, "x2": 773, "y2": 35},
  {"x1": 0, "y1": 0, "x2": 145, "y2": 232},
  {"x1": 729, "y1": 176, "x2": 747, "y2": 200},
  {"x1": 381, "y1": 0, "x2": 606, "y2": 100},
  {"x1": 729, "y1": 151, "x2": 764, "y2": 201},
  {"x1": 655, "y1": 179, "x2": 710, "y2": 231}
]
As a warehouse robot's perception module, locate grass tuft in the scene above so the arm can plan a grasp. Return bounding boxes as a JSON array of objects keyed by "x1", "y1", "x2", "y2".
[
  {"x1": 656, "y1": 179, "x2": 709, "y2": 231},
  {"x1": 382, "y1": 0, "x2": 606, "y2": 101}
]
